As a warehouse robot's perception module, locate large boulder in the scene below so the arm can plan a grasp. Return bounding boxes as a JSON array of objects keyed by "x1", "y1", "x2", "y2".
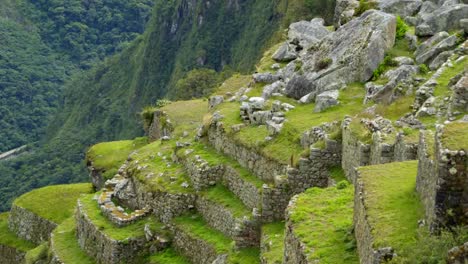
[
  {"x1": 377, "y1": 0, "x2": 423, "y2": 18},
  {"x1": 285, "y1": 10, "x2": 396, "y2": 99},
  {"x1": 272, "y1": 43, "x2": 297, "y2": 62},
  {"x1": 314, "y1": 90, "x2": 340, "y2": 112},
  {"x1": 333, "y1": 0, "x2": 360, "y2": 28},
  {"x1": 415, "y1": 33, "x2": 458, "y2": 65},
  {"x1": 416, "y1": 3, "x2": 468, "y2": 36},
  {"x1": 288, "y1": 18, "x2": 330, "y2": 51}
]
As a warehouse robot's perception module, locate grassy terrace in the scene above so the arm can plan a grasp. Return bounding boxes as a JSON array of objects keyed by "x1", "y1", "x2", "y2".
[
  {"x1": 261, "y1": 222, "x2": 285, "y2": 264},
  {"x1": 127, "y1": 140, "x2": 193, "y2": 194},
  {"x1": 50, "y1": 217, "x2": 95, "y2": 264},
  {"x1": 86, "y1": 137, "x2": 148, "y2": 180},
  {"x1": 173, "y1": 214, "x2": 233, "y2": 253},
  {"x1": 200, "y1": 185, "x2": 252, "y2": 218},
  {"x1": 288, "y1": 184, "x2": 358, "y2": 263},
  {"x1": 178, "y1": 141, "x2": 264, "y2": 188},
  {"x1": 80, "y1": 194, "x2": 164, "y2": 241},
  {"x1": 213, "y1": 74, "x2": 252, "y2": 96},
  {"x1": 148, "y1": 248, "x2": 189, "y2": 264},
  {"x1": 434, "y1": 56, "x2": 467, "y2": 97},
  {"x1": 214, "y1": 82, "x2": 366, "y2": 165},
  {"x1": 0, "y1": 213, "x2": 35, "y2": 252},
  {"x1": 358, "y1": 161, "x2": 424, "y2": 254},
  {"x1": 227, "y1": 247, "x2": 261, "y2": 263},
  {"x1": 441, "y1": 122, "x2": 468, "y2": 151},
  {"x1": 14, "y1": 183, "x2": 93, "y2": 224},
  {"x1": 160, "y1": 99, "x2": 207, "y2": 137}
]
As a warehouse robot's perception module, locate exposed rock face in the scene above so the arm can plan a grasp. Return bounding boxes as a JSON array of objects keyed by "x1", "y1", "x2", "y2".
[
  {"x1": 415, "y1": 33, "x2": 458, "y2": 65},
  {"x1": 416, "y1": 3, "x2": 468, "y2": 36},
  {"x1": 8, "y1": 205, "x2": 57, "y2": 244},
  {"x1": 333, "y1": 0, "x2": 359, "y2": 28},
  {"x1": 272, "y1": 43, "x2": 297, "y2": 62},
  {"x1": 285, "y1": 10, "x2": 396, "y2": 99},
  {"x1": 253, "y1": 73, "x2": 281, "y2": 84},
  {"x1": 450, "y1": 73, "x2": 468, "y2": 112},
  {"x1": 288, "y1": 18, "x2": 330, "y2": 52},
  {"x1": 377, "y1": 0, "x2": 423, "y2": 18},
  {"x1": 314, "y1": 90, "x2": 339, "y2": 112},
  {"x1": 209, "y1": 95, "x2": 224, "y2": 109}
]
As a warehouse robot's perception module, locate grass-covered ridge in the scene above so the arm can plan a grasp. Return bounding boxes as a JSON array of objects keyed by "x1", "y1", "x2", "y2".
[
  {"x1": 358, "y1": 161, "x2": 424, "y2": 253},
  {"x1": 261, "y1": 222, "x2": 285, "y2": 264},
  {"x1": 13, "y1": 183, "x2": 93, "y2": 224},
  {"x1": 87, "y1": 137, "x2": 148, "y2": 180},
  {"x1": 50, "y1": 217, "x2": 95, "y2": 264},
  {"x1": 434, "y1": 56, "x2": 467, "y2": 97},
  {"x1": 0, "y1": 213, "x2": 35, "y2": 252},
  {"x1": 288, "y1": 184, "x2": 358, "y2": 263},
  {"x1": 441, "y1": 122, "x2": 468, "y2": 151},
  {"x1": 200, "y1": 185, "x2": 252, "y2": 218},
  {"x1": 148, "y1": 248, "x2": 189, "y2": 264},
  {"x1": 80, "y1": 193, "x2": 164, "y2": 241}
]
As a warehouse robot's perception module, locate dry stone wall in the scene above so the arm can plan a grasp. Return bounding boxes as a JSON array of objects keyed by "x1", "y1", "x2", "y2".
[
  {"x1": 8, "y1": 205, "x2": 57, "y2": 244},
  {"x1": 0, "y1": 245, "x2": 25, "y2": 264},
  {"x1": 283, "y1": 196, "x2": 309, "y2": 264},
  {"x1": 341, "y1": 122, "x2": 371, "y2": 183}
]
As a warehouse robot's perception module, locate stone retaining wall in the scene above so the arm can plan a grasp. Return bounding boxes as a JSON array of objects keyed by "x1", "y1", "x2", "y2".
[
  {"x1": 8, "y1": 205, "x2": 57, "y2": 244},
  {"x1": 393, "y1": 133, "x2": 418, "y2": 161},
  {"x1": 370, "y1": 132, "x2": 394, "y2": 165},
  {"x1": 222, "y1": 166, "x2": 262, "y2": 210},
  {"x1": 75, "y1": 200, "x2": 148, "y2": 264},
  {"x1": 0, "y1": 245, "x2": 26, "y2": 264},
  {"x1": 171, "y1": 225, "x2": 226, "y2": 264},
  {"x1": 195, "y1": 196, "x2": 260, "y2": 248},
  {"x1": 342, "y1": 123, "x2": 371, "y2": 184},
  {"x1": 283, "y1": 196, "x2": 308, "y2": 264}
]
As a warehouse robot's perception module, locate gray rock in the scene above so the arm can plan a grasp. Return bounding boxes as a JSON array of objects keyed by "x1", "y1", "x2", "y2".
[
  {"x1": 367, "y1": 65, "x2": 419, "y2": 103},
  {"x1": 251, "y1": 111, "x2": 273, "y2": 125},
  {"x1": 429, "y1": 51, "x2": 454, "y2": 70},
  {"x1": 314, "y1": 90, "x2": 340, "y2": 112},
  {"x1": 288, "y1": 18, "x2": 330, "y2": 51},
  {"x1": 416, "y1": 4, "x2": 468, "y2": 36},
  {"x1": 405, "y1": 32, "x2": 419, "y2": 50},
  {"x1": 394, "y1": 56, "x2": 415, "y2": 65},
  {"x1": 272, "y1": 43, "x2": 297, "y2": 62},
  {"x1": 377, "y1": 0, "x2": 423, "y2": 18},
  {"x1": 416, "y1": 34, "x2": 458, "y2": 65},
  {"x1": 333, "y1": 0, "x2": 360, "y2": 28},
  {"x1": 209, "y1": 95, "x2": 224, "y2": 109},
  {"x1": 299, "y1": 92, "x2": 316, "y2": 104},
  {"x1": 286, "y1": 10, "x2": 396, "y2": 99},
  {"x1": 262, "y1": 81, "x2": 284, "y2": 99},
  {"x1": 253, "y1": 72, "x2": 281, "y2": 84},
  {"x1": 461, "y1": 18, "x2": 468, "y2": 34},
  {"x1": 451, "y1": 74, "x2": 468, "y2": 111},
  {"x1": 249, "y1": 97, "x2": 265, "y2": 110}
]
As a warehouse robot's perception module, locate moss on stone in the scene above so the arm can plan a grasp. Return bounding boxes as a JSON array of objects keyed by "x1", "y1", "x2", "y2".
[
  {"x1": 289, "y1": 185, "x2": 358, "y2": 263},
  {"x1": 87, "y1": 138, "x2": 148, "y2": 180},
  {"x1": 441, "y1": 122, "x2": 468, "y2": 151},
  {"x1": 261, "y1": 222, "x2": 285, "y2": 264},
  {"x1": 50, "y1": 217, "x2": 95, "y2": 264},
  {"x1": 148, "y1": 248, "x2": 189, "y2": 264},
  {"x1": 173, "y1": 214, "x2": 233, "y2": 254},
  {"x1": 358, "y1": 161, "x2": 424, "y2": 252},
  {"x1": 200, "y1": 185, "x2": 252, "y2": 219},
  {"x1": 80, "y1": 193, "x2": 163, "y2": 241},
  {"x1": 0, "y1": 213, "x2": 35, "y2": 252},
  {"x1": 13, "y1": 183, "x2": 93, "y2": 224}
]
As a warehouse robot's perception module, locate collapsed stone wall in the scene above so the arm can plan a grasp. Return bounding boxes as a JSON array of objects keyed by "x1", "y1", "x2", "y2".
[
  {"x1": 195, "y1": 197, "x2": 260, "y2": 248},
  {"x1": 8, "y1": 205, "x2": 57, "y2": 244},
  {"x1": 75, "y1": 200, "x2": 148, "y2": 264},
  {"x1": 0, "y1": 245, "x2": 25, "y2": 264}
]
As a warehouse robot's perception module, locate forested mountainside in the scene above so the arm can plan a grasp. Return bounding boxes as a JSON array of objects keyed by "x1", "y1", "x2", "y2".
[
  {"x1": 0, "y1": 0, "x2": 153, "y2": 153},
  {"x1": 0, "y1": 0, "x2": 335, "y2": 212}
]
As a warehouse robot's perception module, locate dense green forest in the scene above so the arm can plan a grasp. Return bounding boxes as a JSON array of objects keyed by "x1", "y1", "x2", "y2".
[{"x1": 0, "y1": 0, "x2": 335, "y2": 212}]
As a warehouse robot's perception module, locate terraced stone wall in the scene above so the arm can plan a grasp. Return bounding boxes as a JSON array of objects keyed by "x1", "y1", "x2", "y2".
[
  {"x1": 8, "y1": 205, "x2": 57, "y2": 244},
  {"x1": 370, "y1": 132, "x2": 395, "y2": 165},
  {"x1": 393, "y1": 133, "x2": 418, "y2": 161},
  {"x1": 416, "y1": 131, "x2": 437, "y2": 227},
  {"x1": 283, "y1": 196, "x2": 309, "y2": 264},
  {"x1": 341, "y1": 124, "x2": 371, "y2": 183},
  {"x1": 75, "y1": 200, "x2": 148, "y2": 264},
  {"x1": 0, "y1": 245, "x2": 25, "y2": 264}
]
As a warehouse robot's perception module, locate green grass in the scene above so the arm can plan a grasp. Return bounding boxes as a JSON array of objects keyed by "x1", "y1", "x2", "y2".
[
  {"x1": 387, "y1": 37, "x2": 413, "y2": 58},
  {"x1": 288, "y1": 184, "x2": 358, "y2": 263},
  {"x1": 375, "y1": 95, "x2": 415, "y2": 121},
  {"x1": 80, "y1": 193, "x2": 164, "y2": 241},
  {"x1": 228, "y1": 247, "x2": 261, "y2": 264},
  {"x1": 201, "y1": 185, "x2": 252, "y2": 218},
  {"x1": 0, "y1": 213, "x2": 35, "y2": 252},
  {"x1": 13, "y1": 183, "x2": 93, "y2": 224},
  {"x1": 434, "y1": 56, "x2": 467, "y2": 97},
  {"x1": 329, "y1": 166, "x2": 347, "y2": 182},
  {"x1": 214, "y1": 74, "x2": 252, "y2": 96},
  {"x1": 87, "y1": 137, "x2": 148, "y2": 180},
  {"x1": 261, "y1": 222, "x2": 285, "y2": 264},
  {"x1": 255, "y1": 42, "x2": 288, "y2": 73},
  {"x1": 358, "y1": 161, "x2": 424, "y2": 253},
  {"x1": 160, "y1": 99, "x2": 208, "y2": 137},
  {"x1": 178, "y1": 141, "x2": 264, "y2": 188},
  {"x1": 349, "y1": 118, "x2": 373, "y2": 144},
  {"x1": 441, "y1": 122, "x2": 468, "y2": 150},
  {"x1": 173, "y1": 214, "x2": 233, "y2": 253},
  {"x1": 127, "y1": 140, "x2": 194, "y2": 194},
  {"x1": 50, "y1": 217, "x2": 95, "y2": 264},
  {"x1": 25, "y1": 243, "x2": 48, "y2": 264},
  {"x1": 148, "y1": 248, "x2": 189, "y2": 264}
]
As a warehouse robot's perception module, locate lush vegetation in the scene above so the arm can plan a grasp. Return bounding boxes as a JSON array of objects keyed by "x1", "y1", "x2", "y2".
[
  {"x1": 441, "y1": 122, "x2": 468, "y2": 151},
  {"x1": 24, "y1": 243, "x2": 48, "y2": 264},
  {"x1": 201, "y1": 185, "x2": 252, "y2": 218},
  {"x1": 50, "y1": 217, "x2": 94, "y2": 264},
  {"x1": 0, "y1": 212, "x2": 35, "y2": 252},
  {"x1": 13, "y1": 183, "x2": 92, "y2": 223},
  {"x1": 358, "y1": 161, "x2": 424, "y2": 253},
  {"x1": 261, "y1": 222, "x2": 286, "y2": 263},
  {"x1": 148, "y1": 248, "x2": 189, "y2": 264},
  {"x1": 289, "y1": 184, "x2": 358, "y2": 263}
]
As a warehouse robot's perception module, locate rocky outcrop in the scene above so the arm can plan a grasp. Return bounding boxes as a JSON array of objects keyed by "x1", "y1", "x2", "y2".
[
  {"x1": 415, "y1": 32, "x2": 458, "y2": 65},
  {"x1": 286, "y1": 10, "x2": 396, "y2": 99},
  {"x1": 314, "y1": 90, "x2": 339, "y2": 112},
  {"x1": 416, "y1": 3, "x2": 468, "y2": 36},
  {"x1": 377, "y1": 0, "x2": 423, "y2": 18},
  {"x1": 333, "y1": 0, "x2": 359, "y2": 28},
  {"x1": 0, "y1": 245, "x2": 26, "y2": 264},
  {"x1": 8, "y1": 205, "x2": 57, "y2": 244},
  {"x1": 148, "y1": 110, "x2": 173, "y2": 142}
]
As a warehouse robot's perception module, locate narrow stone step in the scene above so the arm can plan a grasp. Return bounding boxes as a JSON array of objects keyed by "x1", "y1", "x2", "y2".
[
  {"x1": 76, "y1": 194, "x2": 170, "y2": 264},
  {"x1": 171, "y1": 214, "x2": 234, "y2": 264},
  {"x1": 49, "y1": 217, "x2": 95, "y2": 264},
  {"x1": 197, "y1": 185, "x2": 260, "y2": 248}
]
